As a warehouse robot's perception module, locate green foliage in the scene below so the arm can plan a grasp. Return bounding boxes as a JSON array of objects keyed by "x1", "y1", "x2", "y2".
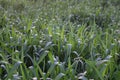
[{"x1": 0, "y1": 0, "x2": 120, "y2": 80}]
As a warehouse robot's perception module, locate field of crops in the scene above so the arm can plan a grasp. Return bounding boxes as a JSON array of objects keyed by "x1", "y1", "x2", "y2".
[{"x1": 0, "y1": 0, "x2": 120, "y2": 80}]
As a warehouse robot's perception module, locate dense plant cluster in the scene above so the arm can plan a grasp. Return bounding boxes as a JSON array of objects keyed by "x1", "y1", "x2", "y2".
[{"x1": 0, "y1": 0, "x2": 120, "y2": 80}]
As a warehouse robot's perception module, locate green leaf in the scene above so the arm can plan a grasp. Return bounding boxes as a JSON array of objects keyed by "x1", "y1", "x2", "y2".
[
  {"x1": 54, "y1": 73, "x2": 65, "y2": 80},
  {"x1": 67, "y1": 44, "x2": 72, "y2": 56},
  {"x1": 45, "y1": 41, "x2": 52, "y2": 48},
  {"x1": 7, "y1": 61, "x2": 22, "y2": 78},
  {"x1": 47, "y1": 63, "x2": 57, "y2": 77},
  {"x1": 85, "y1": 60, "x2": 104, "y2": 80},
  {"x1": 37, "y1": 50, "x2": 48, "y2": 64},
  {"x1": 48, "y1": 51, "x2": 54, "y2": 63}
]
